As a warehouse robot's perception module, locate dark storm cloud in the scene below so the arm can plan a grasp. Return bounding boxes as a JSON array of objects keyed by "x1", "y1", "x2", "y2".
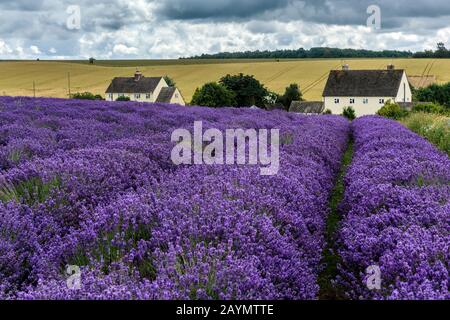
[
  {"x1": 0, "y1": 0, "x2": 134, "y2": 38},
  {"x1": 157, "y1": 0, "x2": 450, "y2": 30},
  {"x1": 81, "y1": 5, "x2": 134, "y2": 33},
  {"x1": 2, "y1": 0, "x2": 450, "y2": 27},
  {"x1": 0, "y1": 0, "x2": 46, "y2": 11},
  {"x1": 157, "y1": 0, "x2": 290, "y2": 20},
  {"x1": 293, "y1": 0, "x2": 450, "y2": 28},
  {"x1": 2, "y1": 0, "x2": 450, "y2": 36}
]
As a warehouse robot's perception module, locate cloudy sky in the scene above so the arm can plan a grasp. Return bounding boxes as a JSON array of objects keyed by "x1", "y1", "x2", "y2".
[{"x1": 0, "y1": 0, "x2": 449, "y2": 59}]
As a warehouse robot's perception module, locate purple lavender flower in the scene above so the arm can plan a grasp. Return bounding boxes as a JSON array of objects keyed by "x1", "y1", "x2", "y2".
[
  {"x1": 0, "y1": 96, "x2": 351, "y2": 299},
  {"x1": 337, "y1": 116, "x2": 449, "y2": 300}
]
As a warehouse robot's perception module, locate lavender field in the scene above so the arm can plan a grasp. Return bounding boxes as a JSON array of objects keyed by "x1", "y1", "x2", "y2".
[
  {"x1": 338, "y1": 117, "x2": 449, "y2": 300},
  {"x1": 0, "y1": 97, "x2": 448, "y2": 300}
]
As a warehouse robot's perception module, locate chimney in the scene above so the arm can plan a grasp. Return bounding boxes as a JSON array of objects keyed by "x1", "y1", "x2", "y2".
[
  {"x1": 387, "y1": 64, "x2": 395, "y2": 70},
  {"x1": 342, "y1": 64, "x2": 349, "y2": 71},
  {"x1": 134, "y1": 70, "x2": 142, "y2": 81}
]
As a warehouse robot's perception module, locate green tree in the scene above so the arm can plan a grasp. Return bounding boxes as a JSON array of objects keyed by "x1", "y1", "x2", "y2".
[
  {"x1": 279, "y1": 83, "x2": 303, "y2": 110},
  {"x1": 191, "y1": 82, "x2": 236, "y2": 108},
  {"x1": 116, "y1": 95, "x2": 130, "y2": 101},
  {"x1": 414, "y1": 82, "x2": 450, "y2": 108},
  {"x1": 435, "y1": 42, "x2": 449, "y2": 58},
  {"x1": 219, "y1": 73, "x2": 268, "y2": 107},
  {"x1": 164, "y1": 75, "x2": 176, "y2": 87},
  {"x1": 71, "y1": 92, "x2": 103, "y2": 100},
  {"x1": 376, "y1": 101, "x2": 408, "y2": 119},
  {"x1": 341, "y1": 106, "x2": 356, "y2": 120},
  {"x1": 413, "y1": 43, "x2": 450, "y2": 58}
]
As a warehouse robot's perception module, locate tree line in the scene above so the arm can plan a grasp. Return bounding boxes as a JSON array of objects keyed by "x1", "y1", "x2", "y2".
[
  {"x1": 186, "y1": 47, "x2": 412, "y2": 59},
  {"x1": 184, "y1": 44, "x2": 450, "y2": 60},
  {"x1": 412, "y1": 43, "x2": 450, "y2": 58}
]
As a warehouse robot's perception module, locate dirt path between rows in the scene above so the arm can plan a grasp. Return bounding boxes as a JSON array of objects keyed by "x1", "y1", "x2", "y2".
[{"x1": 317, "y1": 135, "x2": 354, "y2": 300}]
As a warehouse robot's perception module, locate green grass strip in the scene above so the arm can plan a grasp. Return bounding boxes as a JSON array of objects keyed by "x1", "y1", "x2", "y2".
[
  {"x1": 0, "y1": 176, "x2": 61, "y2": 206},
  {"x1": 318, "y1": 139, "x2": 354, "y2": 300}
]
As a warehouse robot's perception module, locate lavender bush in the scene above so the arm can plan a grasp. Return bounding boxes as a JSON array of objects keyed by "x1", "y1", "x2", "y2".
[
  {"x1": 0, "y1": 97, "x2": 350, "y2": 300},
  {"x1": 337, "y1": 116, "x2": 449, "y2": 300}
]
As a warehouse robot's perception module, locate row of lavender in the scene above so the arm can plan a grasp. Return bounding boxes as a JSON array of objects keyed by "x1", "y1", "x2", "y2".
[
  {"x1": 0, "y1": 97, "x2": 350, "y2": 299},
  {"x1": 338, "y1": 116, "x2": 449, "y2": 300}
]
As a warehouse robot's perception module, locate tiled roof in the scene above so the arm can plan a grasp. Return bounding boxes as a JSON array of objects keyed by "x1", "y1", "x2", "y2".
[
  {"x1": 156, "y1": 87, "x2": 176, "y2": 103},
  {"x1": 289, "y1": 101, "x2": 324, "y2": 114},
  {"x1": 105, "y1": 77, "x2": 162, "y2": 93},
  {"x1": 323, "y1": 70, "x2": 405, "y2": 97}
]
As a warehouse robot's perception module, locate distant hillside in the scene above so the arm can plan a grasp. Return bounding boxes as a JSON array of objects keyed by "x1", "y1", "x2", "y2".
[
  {"x1": 185, "y1": 47, "x2": 413, "y2": 59},
  {"x1": 185, "y1": 45, "x2": 450, "y2": 60}
]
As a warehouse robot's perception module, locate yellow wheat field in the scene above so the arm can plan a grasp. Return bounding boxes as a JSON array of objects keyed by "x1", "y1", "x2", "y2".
[{"x1": 1, "y1": 58, "x2": 449, "y2": 102}]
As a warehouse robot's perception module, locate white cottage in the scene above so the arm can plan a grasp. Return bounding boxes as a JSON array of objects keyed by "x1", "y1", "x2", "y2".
[
  {"x1": 105, "y1": 71, "x2": 185, "y2": 105},
  {"x1": 322, "y1": 65, "x2": 412, "y2": 116}
]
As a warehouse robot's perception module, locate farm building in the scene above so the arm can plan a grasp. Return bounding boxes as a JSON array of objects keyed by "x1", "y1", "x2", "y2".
[
  {"x1": 105, "y1": 71, "x2": 185, "y2": 105},
  {"x1": 322, "y1": 65, "x2": 412, "y2": 116},
  {"x1": 289, "y1": 101, "x2": 324, "y2": 114}
]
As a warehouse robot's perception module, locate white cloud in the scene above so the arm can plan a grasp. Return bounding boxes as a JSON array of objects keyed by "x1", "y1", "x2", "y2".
[
  {"x1": 0, "y1": 39, "x2": 13, "y2": 54},
  {"x1": 112, "y1": 44, "x2": 138, "y2": 55},
  {"x1": 30, "y1": 45, "x2": 41, "y2": 54},
  {"x1": 49, "y1": 47, "x2": 57, "y2": 54},
  {"x1": 63, "y1": 19, "x2": 450, "y2": 59}
]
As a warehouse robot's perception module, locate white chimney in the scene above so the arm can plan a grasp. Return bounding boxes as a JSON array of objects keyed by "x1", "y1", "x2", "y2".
[
  {"x1": 342, "y1": 64, "x2": 349, "y2": 71},
  {"x1": 134, "y1": 70, "x2": 143, "y2": 81}
]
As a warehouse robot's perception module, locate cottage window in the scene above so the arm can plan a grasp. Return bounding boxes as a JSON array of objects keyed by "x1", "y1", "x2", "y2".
[
  {"x1": 379, "y1": 98, "x2": 384, "y2": 104},
  {"x1": 349, "y1": 98, "x2": 355, "y2": 104},
  {"x1": 146, "y1": 93, "x2": 151, "y2": 99},
  {"x1": 109, "y1": 93, "x2": 113, "y2": 99},
  {"x1": 135, "y1": 93, "x2": 141, "y2": 99},
  {"x1": 334, "y1": 98, "x2": 340, "y2": 104},
  {"x1": 363, "y1": 98, "x2": 369, "y2": 104}
]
